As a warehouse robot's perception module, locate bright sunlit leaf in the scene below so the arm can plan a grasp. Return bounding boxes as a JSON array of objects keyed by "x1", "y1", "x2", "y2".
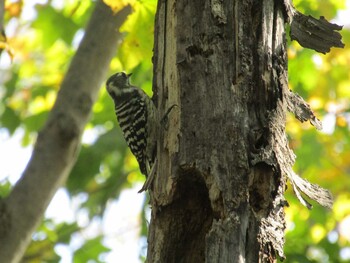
[
  {"x1": 103, "y1": 0, "x2": 136, "y2": 12},
  {"x1": 5, "y1": 1, "x2": 23, "y2": 17},
  {"x1": 311, "y1": 224, "x2": 327, "y2": 243}
]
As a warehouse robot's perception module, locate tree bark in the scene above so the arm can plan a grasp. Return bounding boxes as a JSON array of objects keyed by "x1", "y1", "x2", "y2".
[
  {"x1": 147, "y1": 0, "x2": 338, "y2": 262},
  {"x1": 148, "y1": 0, "x2": 283, "y2": 261},
  {"x1": 0, "y1": 2, "x2": 131, "y2": 262}
]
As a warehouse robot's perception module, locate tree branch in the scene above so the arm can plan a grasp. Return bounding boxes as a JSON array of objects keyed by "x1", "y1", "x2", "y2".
[{"x1": 0, "y1": 2, "x2": 131, "y2": 262}]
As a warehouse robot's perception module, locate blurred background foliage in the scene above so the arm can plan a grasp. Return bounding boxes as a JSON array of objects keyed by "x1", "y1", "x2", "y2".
[{"x1": 0, "y1": 0, "x2": 349, "y2": 262}]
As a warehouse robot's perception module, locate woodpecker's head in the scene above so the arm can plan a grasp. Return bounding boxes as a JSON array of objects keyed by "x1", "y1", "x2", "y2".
[{"x1": 106, "y1": 72, "x2": 132, "y2": 96}]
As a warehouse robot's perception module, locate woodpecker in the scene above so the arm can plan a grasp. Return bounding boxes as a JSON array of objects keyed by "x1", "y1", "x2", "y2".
[{"x1": 106, "y1": 72, "x2": 157, "y2": 191}]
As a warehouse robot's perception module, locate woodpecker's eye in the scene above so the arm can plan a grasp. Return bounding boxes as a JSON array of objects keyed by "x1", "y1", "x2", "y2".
[{"x1": 121, "y1": 72, "x2": 127, "y2": 78}]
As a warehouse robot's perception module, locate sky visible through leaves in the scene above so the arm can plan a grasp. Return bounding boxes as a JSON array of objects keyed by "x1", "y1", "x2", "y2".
[{"x1": 0, "y1": 0, "x2": 349, "y2": 262}]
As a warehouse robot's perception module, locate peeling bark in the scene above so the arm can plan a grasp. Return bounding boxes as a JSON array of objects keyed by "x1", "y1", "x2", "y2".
[{"x1": 283, "y1": 0, "x2": 344, "y2": 54}]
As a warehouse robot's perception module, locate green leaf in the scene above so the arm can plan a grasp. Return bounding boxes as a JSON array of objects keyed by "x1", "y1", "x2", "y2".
[
  {"x1": 73, "y1": 236, "x2": 110, "y2": 263},
  {"x1": 56, "y1": 222, "x2": 80, "y2": 244},
  {"x1": 32, "y1": 5, "x2": 80, "y2": 48},
  {"x1": 67, "y1": 127, "x2": 131, "y2": 217},
  {"x1": 24, "y1": 238, "x2": 61, "y2": 262},
  {"x1": 118, "y1": 1, "x2": 156, "y2": 70},
  {"x1": 0, "y1": 179, "x2": 12, "y2": 198},
  {"x1": 68, "y1": 128, "x2": 128, "y2": 194},
  {"x1": 3, "y1": 71, "x2": 19, "y2": 100},
  {"x1": 1, "y1": 106, "x2": 21, "y2": 134},
  {"x1": 23, "y1": 111, "x2": 49, "y2": 132}
]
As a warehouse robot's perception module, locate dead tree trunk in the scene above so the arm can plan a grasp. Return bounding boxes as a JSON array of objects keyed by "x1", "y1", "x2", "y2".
[{"x1": 147, "y1": 0, "x2": 342, "y2": 262}]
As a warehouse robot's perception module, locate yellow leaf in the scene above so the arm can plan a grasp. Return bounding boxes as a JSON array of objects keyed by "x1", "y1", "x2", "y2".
[
  {"x1": 5, "y1": 1, "x2": 23, "y2": 17},
  {"x1": 288, "y1": 48, "x2": 297, "y2": 60},
  {"x1": 0, "y1": 33, "x2": 15, "y2": 62},
  {"x1": 309, "y1": 96, "x2": 324, "y2": 110},
  {"x1": 310, "y1": 224, "x2": 326, "y2": 243},
  {"x1": 103, "y1": 0, "x2": 135, "y2": 12},
  {"x1": 333, "y1": 194, "x2": 350, "y2": 220},
  {"x1": 0, "y1": 30, "x2": 6, "y2": 42},
  {"x1": 338, "y1": 81, "x2": 350, "y2": 97},
  {"x1": 336, "y1": 115, "x2": 347, "y2": 127}
]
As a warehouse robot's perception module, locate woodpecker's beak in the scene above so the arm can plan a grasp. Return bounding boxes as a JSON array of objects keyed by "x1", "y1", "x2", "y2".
[{"x1": 127, "y1": 73, "x2": 133, "y2": 77}]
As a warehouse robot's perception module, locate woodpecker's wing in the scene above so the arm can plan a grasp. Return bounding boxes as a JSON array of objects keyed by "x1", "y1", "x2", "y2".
[{"x1": 114, "y1": 88, "x2": 149, "y2": 176}]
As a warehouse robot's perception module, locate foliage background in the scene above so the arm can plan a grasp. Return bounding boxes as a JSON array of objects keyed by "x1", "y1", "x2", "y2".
[{"x1": 0, "y1": 0, "x2": 349, "y2": 262}]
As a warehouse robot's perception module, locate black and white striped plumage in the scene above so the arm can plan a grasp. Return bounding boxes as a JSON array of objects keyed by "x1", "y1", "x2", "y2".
[{"x1": 106, "y1": 72, "x2": 157, "y2": 180}]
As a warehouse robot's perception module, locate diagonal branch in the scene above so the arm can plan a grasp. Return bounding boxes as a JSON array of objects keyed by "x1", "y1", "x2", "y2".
[{"x1": 0, "y1": 2, "x2": 131, "y2": 262}]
